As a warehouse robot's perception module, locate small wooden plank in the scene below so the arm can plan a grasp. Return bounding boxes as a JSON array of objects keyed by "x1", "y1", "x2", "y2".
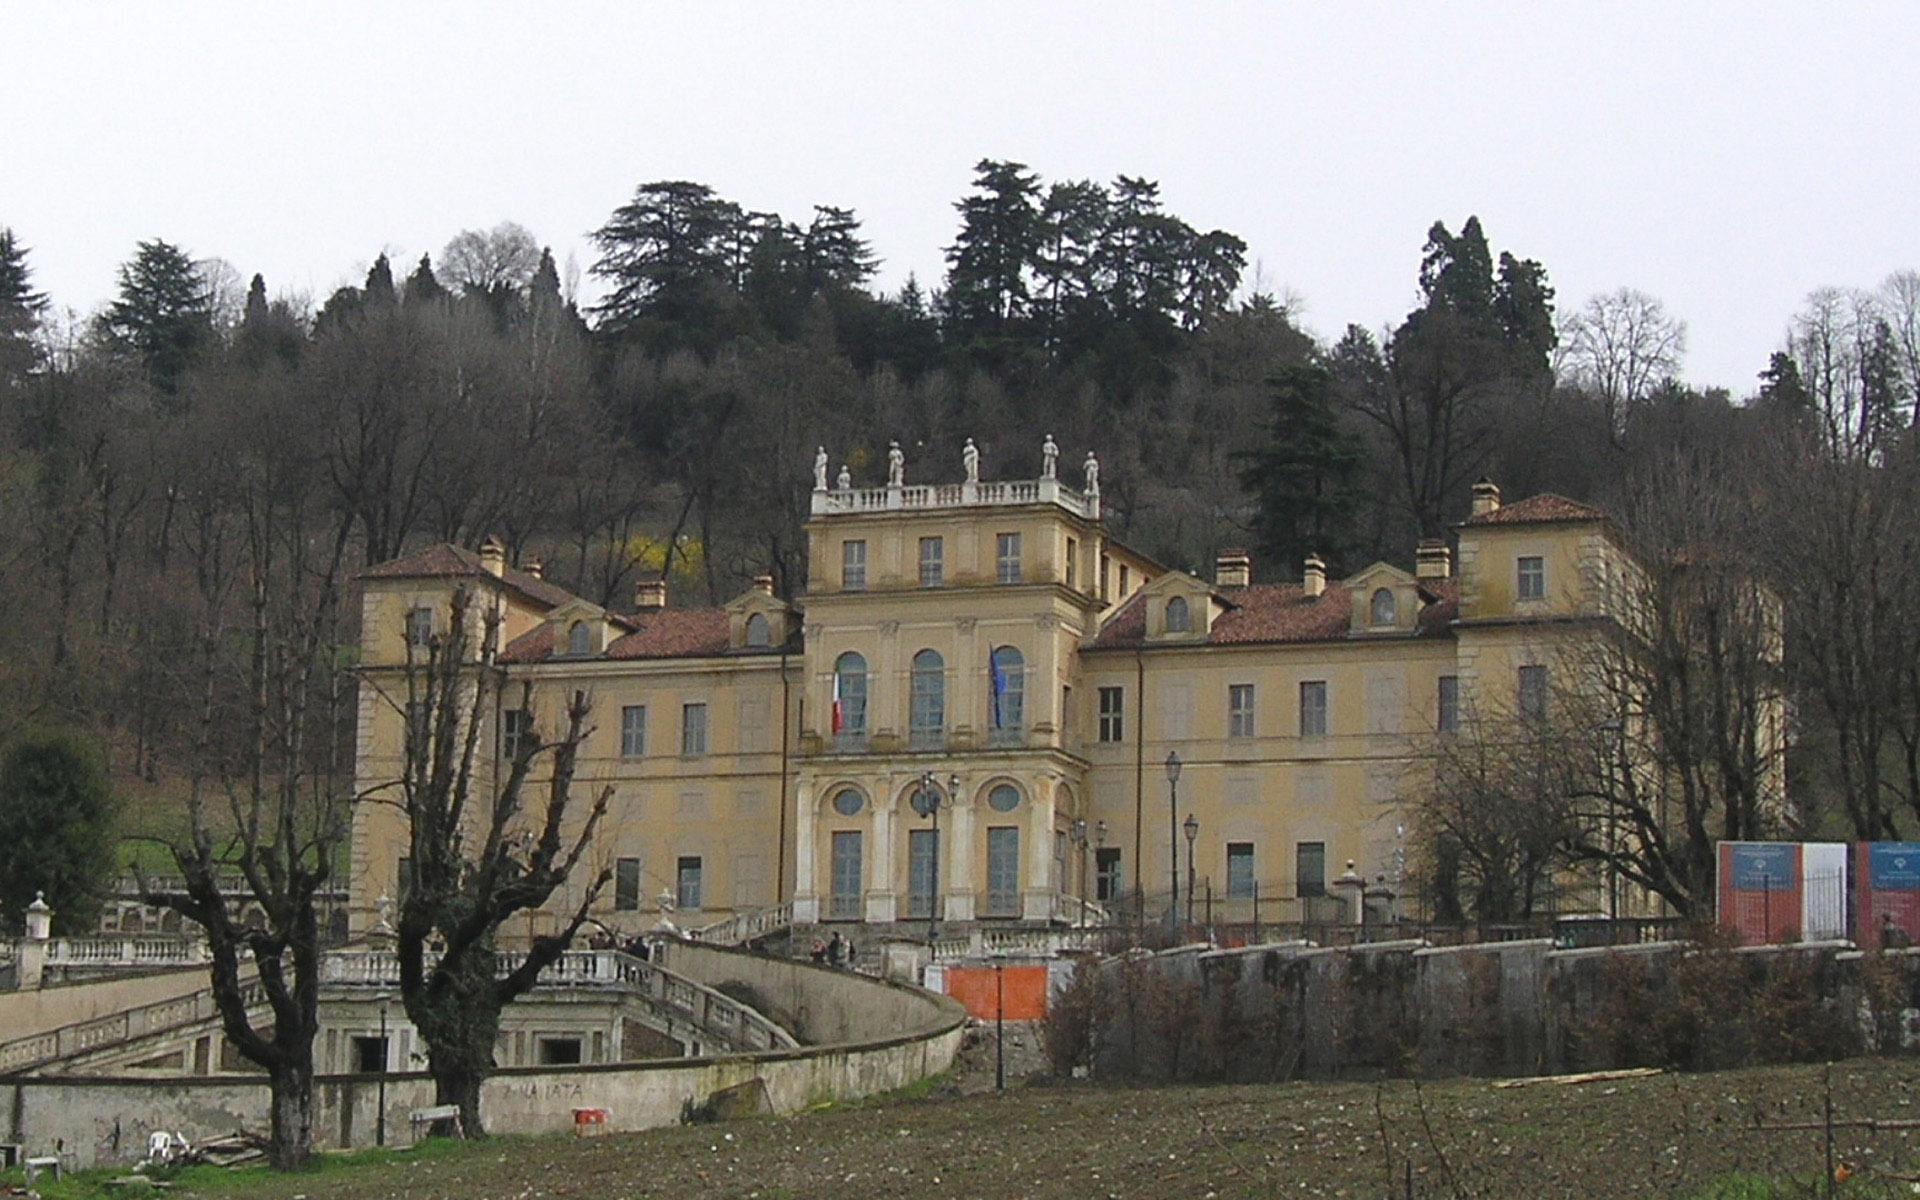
[{"x1": 1492, "y1": 1067, "x2": 1664, "y2": 1089}]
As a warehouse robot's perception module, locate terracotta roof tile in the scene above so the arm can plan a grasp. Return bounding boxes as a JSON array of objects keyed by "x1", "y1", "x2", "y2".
[
  {"x1": 1463, "y1": 493, "x2": 1606, "y2": 527},
  {"x1": 1090, "y1": 580, "x2": 1457, "y2": 650},
  {"x1": 499, "y1": 608, "x2": 741, "y2": 664},
  {"x1": 357, "y1": 543, "x2": 580, "y2": 610}
]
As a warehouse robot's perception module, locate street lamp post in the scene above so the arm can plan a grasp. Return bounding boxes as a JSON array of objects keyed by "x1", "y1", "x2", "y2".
[
  {"x1": 1094, "y1": 819, "x2": 1108, "y2": 917},
  {"x1": 1183, "y1": 812, "x2": 1199, "y2": 925},
  {"x1": 1165, "y1": 751, "x2": 1182, "y2": 932},
  {"x1": 376, "y1": 994, "x2": 389, "y2": 1147}
]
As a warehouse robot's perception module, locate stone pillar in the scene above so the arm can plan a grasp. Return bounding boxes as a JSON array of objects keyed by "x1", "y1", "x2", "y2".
[
  {"x1": 945, "y1": 795, "x2": 976, "y2": 922},
  {"x1": 1333, "y1": 861, "x2": 1365, "y2": 925},
  {"x1": 866, "y1": 801, "x2": 897, "y2": 923},
  {"x1": 1364, "y1": 874, "x2": 1397, "y2": 927},
  {"x1": 20, "y1": 891, "x2": 52, "y2": 990},
  {"x1": 1022, "y1": 780, "x2": 1057, "y2": 921},
  {"x1": 792, "y1": 781, "x2": 819, "y2": 923}
]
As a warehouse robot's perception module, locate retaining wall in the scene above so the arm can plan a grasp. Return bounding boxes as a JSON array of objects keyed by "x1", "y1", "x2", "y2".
[{"x1": 4, "y1": 945, "x2": 965, "y2": 1169}]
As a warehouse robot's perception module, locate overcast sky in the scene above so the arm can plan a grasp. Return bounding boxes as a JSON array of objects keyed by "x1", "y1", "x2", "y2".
[{"x1": 7, "y1": 3, "x2": 1916, "y2": 390}]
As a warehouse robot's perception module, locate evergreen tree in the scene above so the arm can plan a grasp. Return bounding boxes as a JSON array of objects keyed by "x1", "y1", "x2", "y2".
[
  {"x1": 243, "y1": 272, "x2": 270, "y2": 327},
  {"x1": 100, "y1": 238, "x2": 212, "y2": 393},
  {"x1": 1239, "y1": 362, "x2": 1363, "y2": 571},
  {"x1": 801, "y1": 205, "x2": 876, "y2": 291},
  {"x1": 405, "y1": 253, "x2": 448, "y2": 305},
  {"x1": 1756, "y1": 350, "x2": 1812, "y2": 419},
  {"x1": 0, "y1": 226, "x2": 48, "y2": 384},
  {"x1": 363, "y1": 253, "x2": 398, "y2": 309},
  {"x1": 237, "y1": 272, "x2": 305, "y2": 370},
  {"x1": 588, "y1": 180, "x2": 743, "y2": 337},
  {"x1": 0, "y1": 728, "x2": 118, "y2": 935},
  {"x1": 942, "y1": 159, "x2": 1044, "y2": 342}
]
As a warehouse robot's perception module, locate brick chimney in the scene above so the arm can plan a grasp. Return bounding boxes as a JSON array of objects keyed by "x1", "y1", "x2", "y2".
[
  {"x1": 752, "y1": 573, "x2": 776, "y2": 597},
  {"x1": 1470, "y1": 478, "x2": 1501, "y2": 518},
  {"x1": 1302, "y1": 553, "x2": 1326, "y2": 598},
  {"x1": 1214, "y1": 548, "x2": 1251, "y2": 588},
  {"x1": 1415, "y1": 539, "x2": 1452, "y2": 580},
  {"x1": 478, "y1": 537, "x2": 506, "y2": 578},
  {"x1": 634, "y1": 578, "x2": 668, "y2": 610}
]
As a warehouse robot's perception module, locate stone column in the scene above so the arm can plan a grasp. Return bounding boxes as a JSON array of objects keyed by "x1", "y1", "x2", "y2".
[
  {"x1": 20, "y1": 891, "x2": 52, "y2": 990},
  {"x1": 866, "y1": 799, "x2": 897, "y2": 923},
  {"x1": 1333, "y1": 860, "x2": 1365, "y2": 925},
  {"x1": 1022, "y1": 779, "x2": 1057, "y2": 921},
  {"x1": 945, "y1": 794, "x2": 976, "y2": 922},
  {"x1": 792, "y1": 781, "x2": 819, "y2": 923}
]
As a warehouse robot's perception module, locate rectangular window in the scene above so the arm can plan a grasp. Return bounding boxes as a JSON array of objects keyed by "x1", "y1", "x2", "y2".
[
  {"x1": 675, "y1": 856, "x2": 703, "y2": 911},
  {"x1": 842, "y1": 540, "x2": 867, "y2": 592},
  {"x1": 996, "y1": 533, "x2": 1021, "y2": 584},
  {"x1": 1517, "y1": 555, "x2": 1545, "y2": 602},
  {"x1": 620, "y1": 705, "x2": 646, "y2": 758},
  {"x1": 918, "y1": 536, "x2": 944, "y2": 588},
  {"x1": 1229, "y1": 684, "x2": 1256, "y2": 738},
  {"x1": 353, "y1": 1035, "x2": 389, "y2": 1073},
  {"x1": 502, "y1": 708, "x2": 530, "y2": 761},
  {"x1": 681, "y1": 702, "x2": 707, "y2": 756},
  {"x1": 1119, "y1": 564, "x2": 1130, "y2": 596},
  {"x1": 614, "y1": 857, "x2": 642, "y2": 911},
  {"x1": 1518, "y1": 664, "x2": 1549, "y2": 721},
  {"x1": 907, "y1": 828, "x2": 937, "y2": 919},
  {"x1": 1227, "y1": 843, "x2": 1255, "y2": 899},
  {"x1": 1437, "y1": 675, "x2": 1459, "y2": 733},
  {"x1": 985, "y1": 826, "x2": 1021, "y2": 916},
  {"x1": 1099, "y1": 552, "x2": 1110, "y2": 601},
  {"x1": 1097, "y1": 686, "x2": 1125, "y2": 743},
  {"x1": 1095, "y1": 847, "x2": 1122, "y2": 902},
  {"x1": 404, "y1": 605, "x2": 433, "y2": 648},
  {"x1": 1296, "y1": 842, "x2": 1327, "y2": 898},
  {"x1": 1065, "y1": 538, "x2": 1078, "y2": 589},
  {"x1": 829, "y1": 830, "x2": 862, "y2": 920},
  {"x1": 1299, "y1": 681, "x2": 1328, "y2": 738}
]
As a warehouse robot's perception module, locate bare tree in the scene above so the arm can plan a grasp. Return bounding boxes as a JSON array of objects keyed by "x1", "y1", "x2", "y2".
[
  {"x1": 140, "y1": 379, "x2": 354, "y2": 1169},
  {"x1": 1560, "y1": 288, "x2": 1686, "y2": 442},
  {"x1": 387, "y1": 584, "x2": 612, "y2": 1136},
  {"x1": 440, "y1": 222, "x2": 542, "y2": 300}
]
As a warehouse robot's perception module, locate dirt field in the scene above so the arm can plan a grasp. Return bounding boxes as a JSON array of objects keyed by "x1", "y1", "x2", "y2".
[{"x1": 35, "y1": 1057, "x2": 1920, "y2": 1199}]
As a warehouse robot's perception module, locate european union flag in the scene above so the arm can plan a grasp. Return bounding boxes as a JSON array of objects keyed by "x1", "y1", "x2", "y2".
[{"x1": 988, "y1": 645, "x2": 1005, "y2": 729}]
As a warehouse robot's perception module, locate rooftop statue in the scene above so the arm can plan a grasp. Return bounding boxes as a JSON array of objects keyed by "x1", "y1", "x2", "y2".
[
  {"x1": 1041, "y1": 433, "x2": 1059, "y2": 480},
  {"x1": 836, "y1": 463, "x2": 852, "y2": 491},
  {"x1": 963, "y1": 437, "x2": 980, "y2": 484},
  {"x1": 813, "y1": 446, "x2": 829, "y2": 492},
  {"x1": 1083, "y1": 450, "x2": 1100, "y2": 496},
  {"x1": 887, "y1": 440, "x2": 905, "y2": 488}
]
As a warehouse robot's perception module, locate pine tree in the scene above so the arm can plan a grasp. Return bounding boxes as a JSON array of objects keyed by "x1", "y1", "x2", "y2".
[
  {"x1": 405, "y1": 253, "x2": 447, "y2": 305},
  {"x1": 942, "y1": 159, "x2": 1044, "y2": 341},
  {"x1": 363, "y1": 253, "x2": 398, "y2": 308},
  {"x1": 1239, "y1": 362, "x2": 1363, "y2": 571},
  {"x1": 0, "y1": 226, "x2": 48, "y2": 384},
  {"x1": 101, "y1": 238, "x2": 212, "y2": 394}
]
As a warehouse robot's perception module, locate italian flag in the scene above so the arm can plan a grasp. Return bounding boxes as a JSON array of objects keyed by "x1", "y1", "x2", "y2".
[{"x1": 831, "y1": 671, "x2": 843, "y2": 735}]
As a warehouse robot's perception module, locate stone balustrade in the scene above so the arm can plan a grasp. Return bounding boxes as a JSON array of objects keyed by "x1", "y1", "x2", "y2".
[
  {"x1": 810, "y1": 476, "x2": 1097, "y2": 519},
  {"x1": 688, "y1": 901, "x2": 793, "y2": 947}
]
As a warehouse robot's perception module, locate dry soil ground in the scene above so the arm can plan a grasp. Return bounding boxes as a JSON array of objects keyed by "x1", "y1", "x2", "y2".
[{"x1": 30, "y1": 1057, "x2": 1920, "y2": 1200}]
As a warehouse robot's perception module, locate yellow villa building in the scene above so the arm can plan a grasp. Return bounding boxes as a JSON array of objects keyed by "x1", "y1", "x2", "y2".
[{"x1": 348, "y1": 444, "x2": 1661, "y2": 941}]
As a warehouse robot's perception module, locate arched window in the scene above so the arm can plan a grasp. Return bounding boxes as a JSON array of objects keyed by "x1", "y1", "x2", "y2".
[
  {"x1": 988, "y1": 784, "x2": 1021, "y2": 813},
  {"x1": 910, "y1": 649, "x2": 945, "y2": 748},
  {"x1": 833, "y1": 651, "x2": 868, "y2": 737},
  {"x1": 990, "y1": 645, "x2": 1024, "y2": 738},
  {"x1": 567, "y1": 620, "x2": 591, "y2": 656},
  {"x1": 1370, "y1": 587, "x2": 1396, "y2": 626},
  {"x1": 1165, "y1": 595, "x2": 1191, "y2": 633},
  {"x1": 745, "y1": 612, "x2": 770, "y2": 648},
  {"x1": 831, "y1": 788, "x2": 864, "y2": 817}
]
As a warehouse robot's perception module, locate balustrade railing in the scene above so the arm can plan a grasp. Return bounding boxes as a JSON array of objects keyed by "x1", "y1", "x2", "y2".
[
  {"x1": 811, "y1": 476, "x2": 1097, "y2": 519},
  {"x1": 688, "y1": 902, "x2": 794, "y2": 947}
]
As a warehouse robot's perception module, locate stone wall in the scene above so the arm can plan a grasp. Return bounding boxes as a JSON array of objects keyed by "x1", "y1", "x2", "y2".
[{"x1": 4, "y1": 944, "x2": 965, "y2": 1169}]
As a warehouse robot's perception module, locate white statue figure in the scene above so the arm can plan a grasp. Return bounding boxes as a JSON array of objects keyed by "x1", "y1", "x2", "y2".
[
  {"x1": 887, "y1": 440, "x2": 905, "y2": 488},
  {"x1": 963, "y1": 437, "x2": 980, "y2": 484},
  {"x1": 1041, "y1": 433, "x2": 1059, "y2": 480},
  {"x1": 813, "y1": 446, "x2": 829, "y2": 492},
  {"x1": 1083, "y1": 449, "x2": 1100, "y2": 496},
  {"x1": 836, "y1": 463, "x2": 852, "y2": 491}
]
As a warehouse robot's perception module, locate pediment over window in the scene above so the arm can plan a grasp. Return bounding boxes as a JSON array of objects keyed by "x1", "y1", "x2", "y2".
[
  {"x1": 1343, "y1": 562, "x2": 1419, "y2": 636},
  {"x1": 1137, "y1": 570, "x2": 1227, "y2": 642},
  {"x1": 544, "y1": 598, "x2": 619, "y2": 658},
  {"x1": 724, "y1": 580, "x2": 796, "y2": 651}
]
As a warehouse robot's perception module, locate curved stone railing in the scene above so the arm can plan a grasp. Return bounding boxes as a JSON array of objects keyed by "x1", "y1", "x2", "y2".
[
  {"x1": 689, "y1": 902, "x2": 793, "y2": 947},
  {"x1": 45, "y1": 937, "x2": 211, "y2": 968},
  {"x1": 0, "y1": 978, "x2": 270, "y2": 1074}
]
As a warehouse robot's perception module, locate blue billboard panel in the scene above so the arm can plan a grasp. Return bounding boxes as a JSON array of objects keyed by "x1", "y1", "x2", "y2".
[
  {"x1": 1728, "y1": 843, "x2": 1794, "y2": 892},
  {"x1": 1868, "y1": 843, "x2": 1920, "y2": 891}
]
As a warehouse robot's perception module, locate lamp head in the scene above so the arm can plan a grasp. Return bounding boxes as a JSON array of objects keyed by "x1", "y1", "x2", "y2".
[
  {"x1": 1183, "y1": 812, "x2": 1199, "y2": 843},
  {"x1": 1165, "y1": 750, "x2": 1182, "y2": 783},
  {"x1": 1095, "y1": 819, "x2": 1108, "y2": 847}
]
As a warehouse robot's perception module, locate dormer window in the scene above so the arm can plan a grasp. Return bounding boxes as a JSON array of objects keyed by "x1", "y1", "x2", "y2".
[
  {"x1": 1370, "y1": 588, "x2": 1396, "y2": 627},
  {"x1": 745, "y1": 613, "x2": 770, "y2": 648},
  {"x1": 1165, "y1": 595, "x2": 1191, "y2": 633},
  {"x1": 566, "y1": 620, "x2": 591, "y2": 657}
]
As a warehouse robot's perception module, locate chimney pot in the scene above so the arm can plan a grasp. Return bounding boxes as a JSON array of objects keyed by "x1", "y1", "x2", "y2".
[
  {"x1": 478, "y1": 537, "x2": 506, "y2": 578},
  {"x1": 752, "y1": 573, "x2": 775, "y2": 597},
  {"x1": 634, "y1": 579, "x2": 668, "y2": 610},
  {"x1": 1416, "y1": 539, "x2": 1452, "y2": 580},
  {"x1": 1214, "y1": 548, "x2": 1251, "y2": 589},
  {"x1": 1302, "y1": 553, "x2": 1327, "y2": 598},
  {"x1": 526, "y1": 558, "x2": 543, "y2": 580},
  {"x1": 1470, "y1": 478, "x2": 1501, "y2": 518}
]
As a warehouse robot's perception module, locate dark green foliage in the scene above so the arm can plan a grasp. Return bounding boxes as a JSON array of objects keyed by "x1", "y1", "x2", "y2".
[
  {"x1": 100, "y1": 238, "x2": 212, "y2": 393},
  {"x1": 1239, "y1": 362, "x2": 1363, "y2": 572},
  {"x1": 0, "y1": 225, "x2": 47, "y2": 384},
  {"x1": 0, "y1": 728, "x2": 118, "y2": 934},
  {"x1": 363, "y1": 252, "x2": 398, "y2": 309},
  {"x1": 405, "y1": 253, "x2": 448, "y2": 305}
]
